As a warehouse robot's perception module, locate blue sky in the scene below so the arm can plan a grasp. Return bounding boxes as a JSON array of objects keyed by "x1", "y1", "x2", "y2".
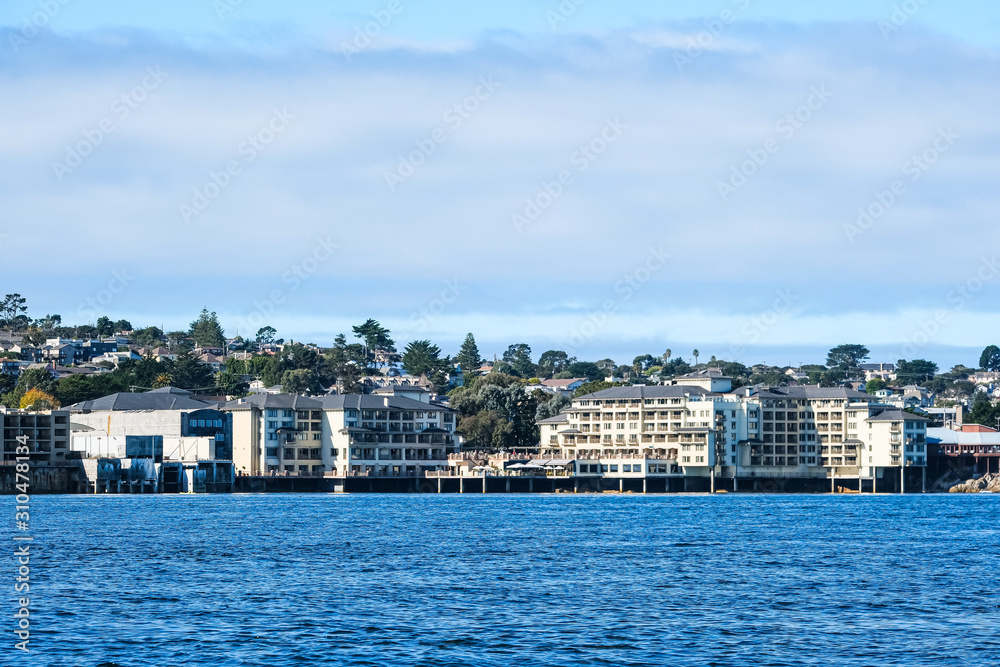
[{"x1": 2, "y1": 1, "x2": 999, "y2": 369}]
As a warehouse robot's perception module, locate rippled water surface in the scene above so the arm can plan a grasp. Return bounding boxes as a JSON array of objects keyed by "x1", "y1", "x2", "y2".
[{"x1": 12, "y1": 493, "x2": 1000, "y2": 666}]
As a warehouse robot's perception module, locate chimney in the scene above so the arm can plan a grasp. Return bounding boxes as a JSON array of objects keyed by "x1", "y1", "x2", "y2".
[{"x1": 955, "y1": 404, "x2": 963, "y2": 429}]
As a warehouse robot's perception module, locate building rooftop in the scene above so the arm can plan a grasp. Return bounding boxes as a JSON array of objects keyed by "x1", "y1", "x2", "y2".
[
  {"x1": 865, "y1": 409, "x2": 930, "y2": 422},
  {"x1": 676, "y1": 368, "x2": 730, "y2": 380},
  {"x1": 577, "y1": 385, "x2": 710, "y2": 400},
  {"x1": 752, "y1": 386, "x2": 873, "y2": 400},
  {"x1": 537, "y1": 414, "x2": 570, "y2": 424},
  {"x1": 539, "y1": 378, "x2": 588, "y2": 388},
  {"x1": 927, "y1": 426, "x2": 1000, "y2": 445},
  {"x1": 221, "y1": 392, "x2": 455, "y2": 413},
  {"x1": 68, "y1": 387, "x2": 215, "y2": 412}
]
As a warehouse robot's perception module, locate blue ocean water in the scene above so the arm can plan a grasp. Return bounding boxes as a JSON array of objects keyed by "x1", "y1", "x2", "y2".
[{"x1": 11, "y1": 494, "x2": 1000, "y2": 666}]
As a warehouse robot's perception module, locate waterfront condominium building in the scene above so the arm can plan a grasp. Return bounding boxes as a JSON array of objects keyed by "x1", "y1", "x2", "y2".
[
  {"x1": 539, "y1": 383, "x2": 928, "y2": 481},
  {"x1": 538, "y1": 385, "x2": 750, "y2": 478},
  {"x1": 223, "y1": 393, "x2": 326, "y2": 476},
  {"x1": 223, "y1": 388, "x2": 460, "y2": 476},
  {"x1": 736, "y1": 386, "x2": 928, "y2": 478}
]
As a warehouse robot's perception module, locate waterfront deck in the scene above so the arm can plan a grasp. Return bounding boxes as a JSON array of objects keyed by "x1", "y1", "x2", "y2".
[{"x1": 231, "y1": 470, "x2": 927, "y2": 494}]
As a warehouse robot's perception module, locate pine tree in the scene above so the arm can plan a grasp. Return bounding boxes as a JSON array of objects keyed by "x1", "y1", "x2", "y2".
[
  {"x1": 456, "y1": 333, "x2": 482, "y2": 371},
  {"x1": 189, "y1": 308, "x2": 226, "y2": 348}
]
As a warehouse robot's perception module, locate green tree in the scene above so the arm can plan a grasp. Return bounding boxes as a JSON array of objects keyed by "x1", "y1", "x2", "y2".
[
  {"x1": 2, "y1": 367, "x2": 55, "y2": 408},
  {"x1": 632, "y1": 354, "x2": 656, "y2": 375},
  {"x1": 595, "y1": 358, "x2": 617, "y2": 373},
  {"x1": 22, "y1": 327, "x2": 46, "y2": 347},
  {"x1": 865, "y1": 378, "x2": 887, "y2": 394},
  {"x1": 281, "y1": 368, "x2": 321, "y2": 395},
  {"x1": 458, "y1": 410, "x2": 512, "y2": 450},
  {"x1": 966, "y1": 392, "x2": 1000, "y2": 427},
  {"x1": 256, "y1": 326, "x2": 277, "y2": 345},
  {"x1": 53, "y1": 368, "x2": 129, "y2": 406},
  {"x1": 0, "y1": 374, "x2": 14, "y2": 397},
  {"x1": 0, "y1": 294, "x2": 28, "y2": 331},
  {"x1": 129, "y1": 326, "x2": 164, "y2": 347},
  {"x1": 895, "y1": 359, "x2": 939, "y2": 385},
  {"x1": 566, "y1": 361, "x2": 604, "y2": 382},
  {"x1": 95, "y1": 316, "x2": 114, "y2": 337},
  {"x1": 34, "y1": 314, "x2": 61, "y2": 330},
  {"x1": 171, "y1": 352, "x2": 215, "y2": 391},
  {"x1": 216, "y1": 370, "x2": 249, "y2": 398},
  {"x1": 980, "y1": 345, "x2": 1000, "y2": 371},
  {"x1": 534, "y1": 392, "x2": 570, "y2": 420},
  {"x1": 502, "y1": 343, "x2": 535, "y2": 378},
  {"x1": 189, "y1": 309, "x2": 226, "y2": 348},
  {"x1": 941, "y1": 365, "x2": 973, "y2": 381},
  {"x1": 826, "y1": 344, "x2": 870, "y2": 370},
  {"x1": 325, "y1": 334, "x2": 365, "y2": 393},
  {"x1": 949, "y1": 380, "x2": 976, "y2": 397},
  {"x1": 113, "y1": 319, "x2": 132, "y2": 332},
  {"x1": 455, "y1": 333, "x2": 482, "y2": 372},
  {"x1": 450, "y1": 373, "x2": 539, "y2": 450},
  {"x1": 401, "y1": 340, "x2": 451, "y2": 387},
  {"x1": 692, "y1": 349, "x2": 700, "y2": 365},
  {"x1": 537, "y1": 350, "x2": 573, "y2": 378},
  {"x1": 352, "y1": 318, "x2": 395, "y2": 362},
  {"x1": 661, "y1": 358, "x2": 693, "y2": 377}
]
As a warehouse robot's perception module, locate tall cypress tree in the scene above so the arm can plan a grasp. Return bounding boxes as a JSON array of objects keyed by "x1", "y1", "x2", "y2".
[
  {"x1": 455, "y1": 333, "x2": 482, "y2": 372},
  {"x1": 189, "y1": 308, "x2": 226, "y2": 348}
]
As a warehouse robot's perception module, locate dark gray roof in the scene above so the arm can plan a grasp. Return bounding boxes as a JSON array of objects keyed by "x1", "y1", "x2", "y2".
[
  {"x1": 676, "y1": 368, "x2": 729, "y2": 379},
  {"x1": 866, "y1": 409, "x2": 930, "y2": 422},
  {"x1": 753, "y1": 387, "x2": 873, "y2": 400},
  {"x1": 69, "y1": 391, "x2": 215, "y2": 412},
  {"x1": 221, "y1": 393, "x2": 455, "y2": 413},
  {"x1": 578, "y1": 386, "x2": 710, "y2": 400},
  {"x1": 316, "y1": 394, "x2": 455, "y2": 413},
  {"x1": 148, "y1": 386, "x2": 194, "y2": 395},
  {"x1": 537, "y1": 414, "x2": 570, "y2": 424},
  {"x1": 220, "y1": 394, "x2": 324, "y2": 411}
]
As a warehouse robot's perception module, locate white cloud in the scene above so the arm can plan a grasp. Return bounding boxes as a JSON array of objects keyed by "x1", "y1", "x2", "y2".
[{"x1": 1, "y1": 22, "x2": 998, "y2": 362}]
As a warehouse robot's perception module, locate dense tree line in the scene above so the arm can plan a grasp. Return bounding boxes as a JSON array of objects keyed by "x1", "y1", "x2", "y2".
[{"x1": 9, "y1": 291, "x2": 1000, "y2": 441}]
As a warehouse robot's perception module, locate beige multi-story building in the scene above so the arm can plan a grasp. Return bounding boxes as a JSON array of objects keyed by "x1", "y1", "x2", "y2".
[
  {"x1": 223, "y1": 387, "x2": 460, "y2": 476},
  {"x1": 538, "y1": 385, "x2": 749, "y2": 477},
  {"x1": 539, "y1": 383, "x2": 927, "y2": 482},
  {"x1": 741, "y1": 387, "x2": 928, "y2": 478}
]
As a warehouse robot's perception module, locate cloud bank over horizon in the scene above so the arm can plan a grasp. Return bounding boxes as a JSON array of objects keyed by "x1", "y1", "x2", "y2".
[{"x1": 1, "y1": 10, "x2": 999, "y2": 368}]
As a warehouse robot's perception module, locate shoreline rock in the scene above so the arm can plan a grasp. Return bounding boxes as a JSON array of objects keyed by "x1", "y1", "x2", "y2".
[{"x1": 949, "y1": 472, "x2": 1000, "y2": 493}]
